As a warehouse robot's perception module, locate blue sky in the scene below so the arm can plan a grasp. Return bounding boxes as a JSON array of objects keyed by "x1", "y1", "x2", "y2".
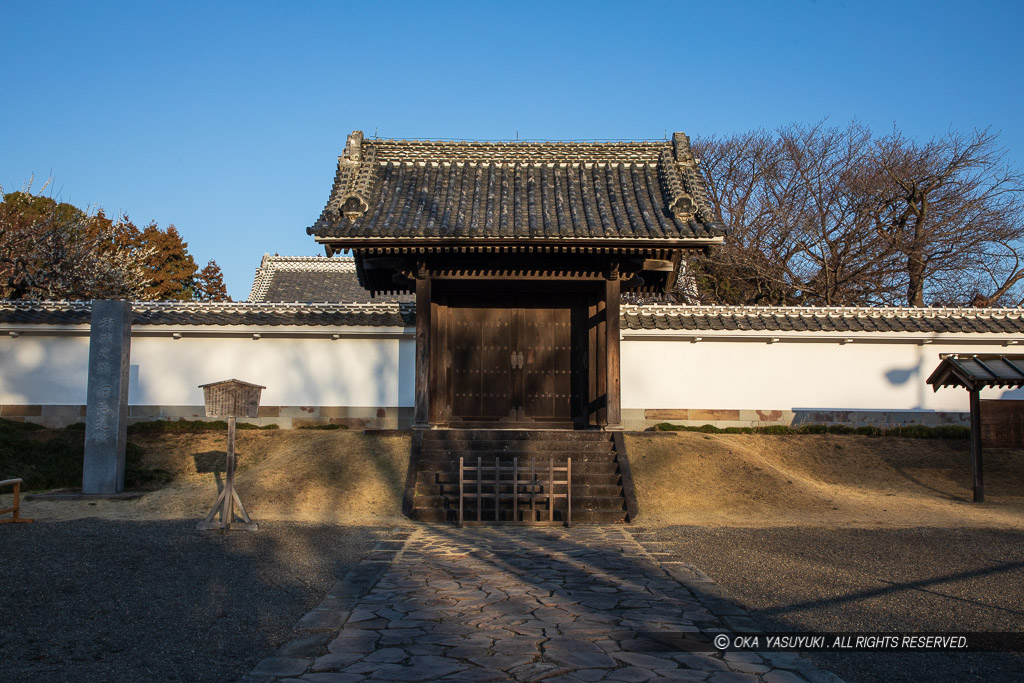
[{"x1": 3, "y1": 0, "x2": 1023, "y2": 300}]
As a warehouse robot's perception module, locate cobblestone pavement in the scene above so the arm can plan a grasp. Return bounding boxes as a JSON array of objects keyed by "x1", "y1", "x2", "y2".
[{"x1": 246, "y1": 525, "x2": 842, "y2": 682}]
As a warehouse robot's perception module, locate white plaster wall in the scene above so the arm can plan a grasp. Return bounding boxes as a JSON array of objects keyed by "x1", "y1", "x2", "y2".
[
  {"x1": 621, "y1": 338, "x2": 1013, "y2": 412},
  {"x1": 4, "y1": 331, "x2": 1019, "y2": 412},
  {"x1": 0, "y1": 335, "x2": 90, "y2": 404},
  {"x1": 397, "y1": 337, "x2": 415, "y2": 407},
  {"x1": 0, "y1": 333, "x2": 411, "y2": 408},
  {"x1": 129, "y1": 335, "x2": 408, "y2": 407}
]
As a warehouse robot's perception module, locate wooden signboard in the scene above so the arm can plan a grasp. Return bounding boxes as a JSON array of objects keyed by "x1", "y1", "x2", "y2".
[
  {"x1": 196, "y1": 379, "x2": 265, "y2": 532},
  {"x1": 980, "y1": 399, "x2": 1024, "y2": 448}
]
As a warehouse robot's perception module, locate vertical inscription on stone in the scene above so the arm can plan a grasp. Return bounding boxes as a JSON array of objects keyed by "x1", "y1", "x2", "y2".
[{"x1": 82, "y1": 300, "x2": 132, "y2": 494}]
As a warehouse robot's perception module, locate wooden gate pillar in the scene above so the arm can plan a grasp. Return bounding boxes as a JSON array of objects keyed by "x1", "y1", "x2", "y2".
[
  {"x1": 605, "y1": 266, "x2": 623, "y2": 430},
  {"x1": 414, "y1": 266, "x2": 432, "y2": 428}
]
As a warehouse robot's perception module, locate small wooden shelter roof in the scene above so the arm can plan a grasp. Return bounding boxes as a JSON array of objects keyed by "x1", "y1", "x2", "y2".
[
  {"x1": 198, "y1": 378, "x2": 267, "y2": 390},
  {"x1": 926, "y1": 354, "x2": 1024, "y2": 391}
]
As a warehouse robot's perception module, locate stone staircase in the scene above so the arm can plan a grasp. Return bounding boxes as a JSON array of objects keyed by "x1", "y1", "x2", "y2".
[{"x1": 403, "y1": 430, "x2": 637, "y2": 524}]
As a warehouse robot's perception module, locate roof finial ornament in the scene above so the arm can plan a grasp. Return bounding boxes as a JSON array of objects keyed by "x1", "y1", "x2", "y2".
[
  {"x1": 332, "y1": 130, "x2": 377, "y2": 223},
  {"x1": 346, "y1": 130, "x2": 364, "y2": 162},
  {"x1": 672, "y1": 132, "x2": 694, "y2": 164}
]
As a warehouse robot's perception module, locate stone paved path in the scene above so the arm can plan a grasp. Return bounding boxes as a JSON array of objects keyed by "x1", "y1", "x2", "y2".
[{"x1": 246, "y1": 525, "x2": 842, "y2": 682}]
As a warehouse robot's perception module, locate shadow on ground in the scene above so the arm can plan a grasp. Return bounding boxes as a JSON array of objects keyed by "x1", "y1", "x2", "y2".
[
  {"x1": 0, "y1": 519, "x2": 386, "y2": 683},
  {"x1": 652, "y1": 525, "x2": 1024, "y2": 683}
]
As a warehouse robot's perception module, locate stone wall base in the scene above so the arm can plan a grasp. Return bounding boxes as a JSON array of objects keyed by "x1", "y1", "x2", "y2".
[
  {"x1": 623, "y1": 408, "x2": 971, "y2": 431},
  {"x1": 1, "y1": 404, "x2": 970, "y2": 431},
  {"x1": 0, "y1": 405, "x2": 414, "y2": 430}
]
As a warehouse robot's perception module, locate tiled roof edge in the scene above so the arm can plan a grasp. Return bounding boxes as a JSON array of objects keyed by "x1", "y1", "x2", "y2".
[
  {"x1": 248, "y1": 256, "x2": 357, "y2": 302},
  {"x1": 619, "y1": 304, "x2": 1024, "y2": 318},
  {"x1": 5, "y1": 300, "x2": 1023, "y2": 320},
  {"x1": 0, "y1": 300, "x2": 414, "y2": 324}
]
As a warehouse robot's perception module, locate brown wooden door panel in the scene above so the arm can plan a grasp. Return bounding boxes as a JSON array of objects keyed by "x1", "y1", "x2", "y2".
[
  {"x1": 451, "y1": 305, "x2": 515, "y2": 420},
  {"x1": 481, "y1": 309, "x2": 515, "y2": 419},
  {"x1": 521, "y1": 306, "x2": 573, "y2": 421},
  {"x1": 447, "y1": 297, "x2": 579, "y2": 425}
]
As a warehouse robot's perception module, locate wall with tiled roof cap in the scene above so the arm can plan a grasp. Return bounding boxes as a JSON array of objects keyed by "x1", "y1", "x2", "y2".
[{"x1": 6, "y1": 301, "x2": 1024, "y2": 429}]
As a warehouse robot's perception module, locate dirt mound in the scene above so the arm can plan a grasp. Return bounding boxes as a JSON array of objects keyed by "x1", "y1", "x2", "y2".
[
  {"x1": 20, "y1": 430, "x2": 411, "y2": 524},
  {"x1": 626, "y1": 432, "x2": 1024, "y2": 528},
  {"x1": 12, "y1": 429, "x2": 1024, "y2": 529}
]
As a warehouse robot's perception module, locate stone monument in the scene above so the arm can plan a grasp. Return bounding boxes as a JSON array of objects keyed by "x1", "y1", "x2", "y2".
[{"x1": 82, "y1": 300, "x2": 132, "y2": 494}]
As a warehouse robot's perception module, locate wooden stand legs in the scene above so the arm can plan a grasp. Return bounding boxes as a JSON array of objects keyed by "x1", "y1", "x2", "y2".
[
  {"x1": 197, "y1": 417, "x2": 257, "y2": 532},
  {"x1": 0, "y1": 478, "x2": 33, "y2": 524}
]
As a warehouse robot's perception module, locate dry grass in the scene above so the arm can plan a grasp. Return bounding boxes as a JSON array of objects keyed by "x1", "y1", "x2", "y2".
[
  {"x1": 10, "y1": 429, "x2": 1024, "y2": 530},
  {"x1": 17, "y1": 430, "x2": 410, "y2": 524},
  {"x1": 626, "y1": 432, "x2": 1024, "y2": 528}
]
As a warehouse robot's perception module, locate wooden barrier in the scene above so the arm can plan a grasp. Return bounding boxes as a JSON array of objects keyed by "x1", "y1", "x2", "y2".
[
  {"x1": 458, "y1": 456, "x2": 572, "y2": 527},
  {"x1": 0, "y1": 478, "x2": 33, "y2": 524}
]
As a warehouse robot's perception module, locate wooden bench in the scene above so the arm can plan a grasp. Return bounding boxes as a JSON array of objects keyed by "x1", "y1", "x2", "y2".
[{"x1": 0, "y1": 478, "x2": 33, "y2": 524}]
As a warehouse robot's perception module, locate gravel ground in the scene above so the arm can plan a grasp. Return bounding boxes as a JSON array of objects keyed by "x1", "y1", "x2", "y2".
[
  {"x1": 0, "y1": 519, "x2": 386, "y2": 682},
  {"x1": 652, "y1": 526, "x2": 1024, "y2": 683}
]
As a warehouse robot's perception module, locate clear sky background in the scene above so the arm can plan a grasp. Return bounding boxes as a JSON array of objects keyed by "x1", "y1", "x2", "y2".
[{"x1": 3, "y1": 0, "x2": 1023, "y2": 300}]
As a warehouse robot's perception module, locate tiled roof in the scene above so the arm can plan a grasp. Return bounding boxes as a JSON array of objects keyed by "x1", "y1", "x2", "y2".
[
  {"x1": 308, "y1": 131, "x2": 726, "y2": 244},
  {"x1": 0, "y1": 301, "x2": 414, "y2": 327},
  {"x1": 927, "y1": 354, "x2": 1024, "y2": 391},
  {"x1": 247, "y1": 254, "x2": 412, "y2": 303},
  {"x1": 3, "y1": 301, "x2": 1023, "y2": 335},
  {"x1": 621, "y1": 305, "x2": 1024, "y2": 334}
]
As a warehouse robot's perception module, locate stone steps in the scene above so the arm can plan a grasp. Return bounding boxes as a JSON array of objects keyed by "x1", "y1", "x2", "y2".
[
  {"x1": 422, "y1": 441, "x2": 615, "y2": 454},
  {"x1": 414, "y1": 459, "x2": 621, "y2": 476},
  {"x1": 406, "y1": 429, "x2": 632, "y2": 525},
  {"x1": 415, "y1": 474, "x2": 622, "y2": 493},
  {"x1": 411, "y1": 506, "x2": 628, "y2": 525}
]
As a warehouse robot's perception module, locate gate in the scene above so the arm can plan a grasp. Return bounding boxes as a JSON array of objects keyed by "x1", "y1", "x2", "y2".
[
  {"x1": 458, "y1": 456, "x2": 572, "y2": 527},
  {"x1": 447, "y1": 297, "x2": 577, "y2": 425}
]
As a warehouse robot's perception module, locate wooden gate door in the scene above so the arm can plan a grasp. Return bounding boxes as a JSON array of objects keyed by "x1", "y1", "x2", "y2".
[
  {"x1": 520, "y1": 305, "x2": 573, "y2": 423},
  {"x1": 450, "y1": 305, "x2": 515, "y2": 421},
  {"x1": 448, "y1": 299, "x2": 575, "y2": 425}
]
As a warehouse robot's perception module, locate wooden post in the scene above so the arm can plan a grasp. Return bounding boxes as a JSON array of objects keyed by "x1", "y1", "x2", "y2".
[
  {"x1": 548, "y1": 457, "x2": 554, "y2": 523},
  {"x1": 414, "y1": 272, "x2": 432, "y2": 428},
  {"x1": 197, "y1": 415, "x2": 257, "y2": 532},
  {"x1": 513, "y1": 457, "x2": 518, "y2": 523},
  {"x1": 605, "y1": 274, "x2": 622, "y2": 429},
  {"x1": 970, "y1": 388, "x2": 985, "y2": 503},
  {"x1": 530, "y1": 459, "x2": 536, "y2": 522},
  {"x1": 566, "y1": 458, "x2": 572, "y2": 528},
  {"x1": 223, "y1": 416, "x2": 236, "y2": 529}
]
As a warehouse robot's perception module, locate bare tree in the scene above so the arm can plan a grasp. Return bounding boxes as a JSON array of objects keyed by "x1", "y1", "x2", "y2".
[
  {"x1": 857, "y1": 127, "x2": 1024, "y2": 306},
  {"x1": 686, "y1": 122, "x2": 885, "y2": 305},
  {"x1": 682, "y1": 128, "x2": 796, "y2": 304},
  {"x1": 686, "y1": 122, "x2": 1024, "y2": 307}
]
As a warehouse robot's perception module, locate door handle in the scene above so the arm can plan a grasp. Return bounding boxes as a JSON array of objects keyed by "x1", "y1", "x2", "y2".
[
  {"x1": 510, "y1": 351, "x2": 525, "y2": 369},
  {"x1": 511, "y1": 351, "x2": 518, "y2": 369},
  {"x1": 517, "y1": 351, "x2": 525, "y2": 368}
]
